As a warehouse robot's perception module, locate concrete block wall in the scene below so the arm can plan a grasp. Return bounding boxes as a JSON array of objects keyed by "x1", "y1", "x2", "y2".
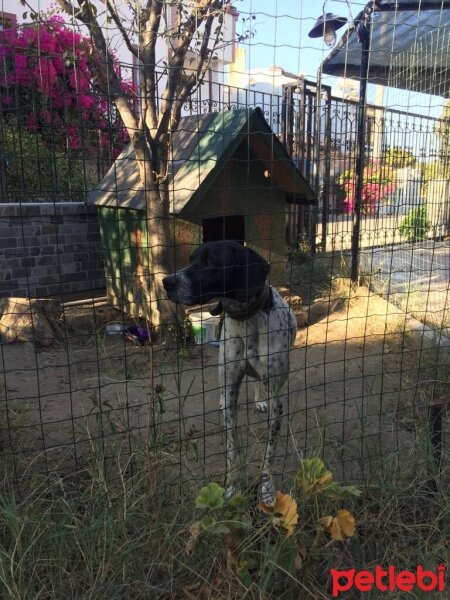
[{"x1": 0, "y1": 203, "x2": 105, "y2": 298}]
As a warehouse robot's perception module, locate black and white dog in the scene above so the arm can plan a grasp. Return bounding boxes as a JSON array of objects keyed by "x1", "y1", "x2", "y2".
[{"x1": 163, "y1": 241, "x2": 297, "y2": 504}]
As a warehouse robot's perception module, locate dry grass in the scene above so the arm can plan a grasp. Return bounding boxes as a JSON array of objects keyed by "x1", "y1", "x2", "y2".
[
  {"x1": 0, "y1": 256, "x2": 449, "y2": 598},
  {"x1": 0, "y1": 416, "x2": 447, "y2": 599}
]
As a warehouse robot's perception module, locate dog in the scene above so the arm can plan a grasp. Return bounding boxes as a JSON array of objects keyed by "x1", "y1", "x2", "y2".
[{"x1": 163, "y1": 240, "x2": 297, "y2": 504}]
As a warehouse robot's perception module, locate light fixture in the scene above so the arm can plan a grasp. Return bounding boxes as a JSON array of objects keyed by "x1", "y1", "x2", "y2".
[{"x1": 308, "y1": 13, "x2": 348, "y2": 48}]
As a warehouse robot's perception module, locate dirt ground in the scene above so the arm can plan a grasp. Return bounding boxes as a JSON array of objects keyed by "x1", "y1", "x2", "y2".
[{"x1": 0, "y1": 288, "x2": 434, "y2": 490}]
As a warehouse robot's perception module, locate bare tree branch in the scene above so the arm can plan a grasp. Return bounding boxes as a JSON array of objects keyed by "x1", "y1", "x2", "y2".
[
  {"x1": 140, "y1": 0, "x2": 164, "y2": 136},
  {"x1": 55, "y1": 0, "x2": 138, "y2": 138},
  {"x1": 156, "y1": 0, "x2": 224, "y2": 142},
  {"x1": 53, "y1": 0, "x2": 81, "y2": 20},
  {"x1": 106, "y1": 0, "x2": 138, "y2": 59}
]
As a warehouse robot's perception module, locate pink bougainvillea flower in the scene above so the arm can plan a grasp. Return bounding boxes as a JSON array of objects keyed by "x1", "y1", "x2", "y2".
[
  {"x1": 78, "y1": 94, "x2": 95, "y2": 109},
  {"x1": 14, "y1": 54, "x2": 31, "y2": 85},
  {"x1": 0, "y1": 15, "x2": 131, "y2": 158}
]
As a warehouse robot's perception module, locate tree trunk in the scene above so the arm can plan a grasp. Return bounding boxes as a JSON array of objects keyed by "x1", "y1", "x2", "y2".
[
  {"x1": 125, "y1": 129, "x2": 182, "y2": 333},
  {"x1": 145, "y1": 184, "x2": 179, "y2": 329},
  {"x1": 136, "y1": 159, "x2": 184, "y2": 334}
]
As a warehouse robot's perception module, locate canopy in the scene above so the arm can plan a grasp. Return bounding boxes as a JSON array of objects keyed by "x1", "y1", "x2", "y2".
[{"x1": 321, "y1": 0, "x2": 450, "y2": 97}]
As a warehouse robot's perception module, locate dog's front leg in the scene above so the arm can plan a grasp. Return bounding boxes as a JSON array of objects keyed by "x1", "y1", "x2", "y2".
[
  {"x1": 219, "y1": 318, "x2": 247, "y2": 500},
  {"x1": 220, "y1": 380, "x2": 242, "y2": 499},
  {"x1": 261, "y1": 386, "x2": 284, "y2": 505}
]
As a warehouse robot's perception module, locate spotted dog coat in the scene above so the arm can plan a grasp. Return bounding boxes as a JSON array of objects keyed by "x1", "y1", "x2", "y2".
[{"x1": 163, "y1": 241, "x2": 297, "y2": 504}]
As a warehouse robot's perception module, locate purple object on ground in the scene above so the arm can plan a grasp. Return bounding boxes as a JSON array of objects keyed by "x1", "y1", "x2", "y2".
[{"x1": 123, "y1": 325, "x2": 152, "y2": 344}]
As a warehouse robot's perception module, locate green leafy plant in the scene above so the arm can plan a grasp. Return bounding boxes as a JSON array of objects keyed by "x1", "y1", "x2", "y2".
[
  {"x1": 399, "y1": 205, "x2": 431, "y2": 242},
  {"x1": 297, "y1": 457, "x2": 361, "y2": 499},
  {"x1": 189, "y1": 459, "x2": 360, "y2": 591},
  {"x1": 2, "y1": 121, "x2": 88, "y2": 200},
  {"x1": 382, "y1": 146, "x2": 416, "y2": 169},
  {"x1": 194, "y1": 482, "x2": 252, "y2": 536}
]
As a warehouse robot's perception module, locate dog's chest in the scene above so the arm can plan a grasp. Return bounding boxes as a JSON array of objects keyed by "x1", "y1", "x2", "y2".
[{"x1": 220, "y1": 290, "x2": 295, "y2": 375}]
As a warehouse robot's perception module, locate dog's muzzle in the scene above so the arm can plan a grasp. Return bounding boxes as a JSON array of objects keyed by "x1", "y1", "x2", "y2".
[
  {"x1": 162, "y1": 274, "x2": 179, "y2": 301},
  {"x1": 162, "y1": 272, "x2": 193, "y2": 305},
  {"x1": 162, "y1": 274, "x2": 176, "y2": 295}
]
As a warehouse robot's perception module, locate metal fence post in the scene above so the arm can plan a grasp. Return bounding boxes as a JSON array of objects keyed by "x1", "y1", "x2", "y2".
[{"x1": 351, "y1": 5, "x2": 374, "y2": 282}]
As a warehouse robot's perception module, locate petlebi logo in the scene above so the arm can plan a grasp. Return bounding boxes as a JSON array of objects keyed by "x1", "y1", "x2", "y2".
[{"x1": 330, "y1": 565, "x2": 446, "y2": 596}]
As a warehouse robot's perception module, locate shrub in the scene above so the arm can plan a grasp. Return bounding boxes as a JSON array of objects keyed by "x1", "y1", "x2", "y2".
[
  {"x1": 338, "y1": 158, "x2": 396, "y2": 214},
  {"x1": 0, "y1": 15, "x2": 133, "y2": 160},
  {"x1": 2, "y1": 120, "x2": 89, "y2": 200},
  {"x1": 382, "y1": 146, "x2": 416, "y2": 169},
  {"x1": 399, "y1": 205, "x2": 431, "y2": 242}
]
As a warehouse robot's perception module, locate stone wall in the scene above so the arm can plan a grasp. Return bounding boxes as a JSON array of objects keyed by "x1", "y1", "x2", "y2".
[{"x1": 0, "y1": 202, "x2": 105, "y2": 299}]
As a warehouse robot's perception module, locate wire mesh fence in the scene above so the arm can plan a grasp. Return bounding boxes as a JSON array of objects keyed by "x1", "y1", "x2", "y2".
[
  {"x1": 0, "y1": 0, "x2": 449, "y2": 596},
  {"x1": 0, "y1": 0, "x2": 448, "y2": 487}
]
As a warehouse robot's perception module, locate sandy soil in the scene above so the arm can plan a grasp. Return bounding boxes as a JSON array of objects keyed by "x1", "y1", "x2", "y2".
[{"x1": 0, "y1": 289, "x2": 427, "y2": 490}]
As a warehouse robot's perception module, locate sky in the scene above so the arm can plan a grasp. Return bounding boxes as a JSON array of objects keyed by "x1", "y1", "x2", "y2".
[{"x1": 235, "y1": 0, "x2": 368, "y2": 79}]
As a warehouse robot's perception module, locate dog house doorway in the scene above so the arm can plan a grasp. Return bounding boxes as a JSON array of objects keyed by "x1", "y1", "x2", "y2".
[{"x1": 202, "y1": 215, "x2": 245, "y2": 244}]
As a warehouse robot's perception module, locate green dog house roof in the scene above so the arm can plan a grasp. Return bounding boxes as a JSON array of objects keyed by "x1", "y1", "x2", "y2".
[{"x1": 88, "y1": 107, "x2": 316, "y2": 213}]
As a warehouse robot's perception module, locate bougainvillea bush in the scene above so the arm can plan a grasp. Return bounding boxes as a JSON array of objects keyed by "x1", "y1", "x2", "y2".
[
  {"x1": 338, "y1": 158, "x2": 397, "y2": 215},
  {"x1": 0, "y1": 15, "x2": 133, "y2": 198}
]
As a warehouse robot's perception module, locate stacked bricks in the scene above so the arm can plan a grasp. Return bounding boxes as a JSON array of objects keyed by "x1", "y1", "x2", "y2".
[{"x1": 0, "y1": 202, "x2": 105, "y2": 298}]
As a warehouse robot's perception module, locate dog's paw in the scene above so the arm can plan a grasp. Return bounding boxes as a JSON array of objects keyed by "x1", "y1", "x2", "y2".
[
  {"x1": 255, "y1": 400, "x2": 268, "y2": 413},
  {"x1": 224, "y1": 484, "x2": 240, "y2": 501},
  {"x1": 260, "y1": 476, "x2": 276, "y2": 506}
]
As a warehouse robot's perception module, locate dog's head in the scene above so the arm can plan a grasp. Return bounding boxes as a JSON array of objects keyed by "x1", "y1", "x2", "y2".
[{"x1": 162, "y1": 240, "x2": 270, "y2": 306}]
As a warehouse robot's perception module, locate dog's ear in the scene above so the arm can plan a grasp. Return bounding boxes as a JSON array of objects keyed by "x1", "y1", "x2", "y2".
[
  {"x1": 209, "y1": 300, "x2": 223, "y2": 316},
  {"x1": 232, "y1": 245, "x2": 270, "y2": 302}
]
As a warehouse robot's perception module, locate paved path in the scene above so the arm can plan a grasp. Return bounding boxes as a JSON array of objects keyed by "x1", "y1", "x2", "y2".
[{"x1": 360, "y1": 241, "x2": 450, "y2": 314}]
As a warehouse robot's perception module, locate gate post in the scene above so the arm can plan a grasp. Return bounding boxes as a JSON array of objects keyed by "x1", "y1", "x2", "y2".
[{"x1": 351, "y1": 4, "x2": 375, "y2": 282}]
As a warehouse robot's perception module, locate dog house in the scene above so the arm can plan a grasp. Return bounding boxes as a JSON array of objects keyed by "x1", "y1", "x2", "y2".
[{"x1": 88, "y1": 107, "x2": 315, "y2": 315}]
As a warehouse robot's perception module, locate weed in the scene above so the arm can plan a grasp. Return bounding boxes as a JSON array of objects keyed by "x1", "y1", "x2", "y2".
[{"x1": 188, "y1": 460, "x2": 360, "y2": 597}]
